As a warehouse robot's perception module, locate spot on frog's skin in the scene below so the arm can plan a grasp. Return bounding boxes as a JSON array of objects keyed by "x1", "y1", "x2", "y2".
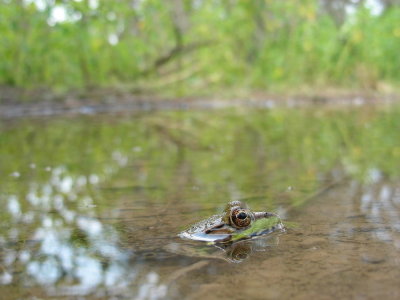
[{"x1": 179, "y1": 201, "x2": 284, "y2": 243}]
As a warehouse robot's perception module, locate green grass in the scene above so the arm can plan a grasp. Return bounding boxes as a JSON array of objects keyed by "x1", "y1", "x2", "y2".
[{"x1": 1, "y1": 1, "x2": 400, "y2": 98}]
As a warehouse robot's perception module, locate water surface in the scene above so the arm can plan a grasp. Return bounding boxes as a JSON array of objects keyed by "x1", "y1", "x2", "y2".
[{"x1": 1, "y1": 107, "x2": 400, "y2": 299}]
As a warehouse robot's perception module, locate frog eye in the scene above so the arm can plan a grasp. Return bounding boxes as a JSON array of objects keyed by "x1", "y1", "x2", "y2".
[{"x1": 230, "y1": 209, "x2": 251, "y2": 228}]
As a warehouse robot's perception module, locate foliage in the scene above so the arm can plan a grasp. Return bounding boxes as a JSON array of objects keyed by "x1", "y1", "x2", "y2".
[{"x1": 1, "y1": 0, "x2": 400, "y2": 96}]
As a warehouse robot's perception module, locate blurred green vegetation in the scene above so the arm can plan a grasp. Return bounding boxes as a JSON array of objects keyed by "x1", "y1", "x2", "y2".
[
  {"x1": 1, "y1": 0, "x2": 400, "y2": 97},
  {"x1": 2, "y1": 106, "x2": 400, "y2": 212}
]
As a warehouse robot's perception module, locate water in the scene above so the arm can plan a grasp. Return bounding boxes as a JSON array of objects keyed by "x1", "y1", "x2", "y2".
[{"x1": 1, "y1": 106, "x2": 400, "y2": 299}]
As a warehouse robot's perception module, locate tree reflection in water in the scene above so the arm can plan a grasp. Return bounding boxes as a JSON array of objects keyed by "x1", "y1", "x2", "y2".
[{"x1": 1, "y1": 108, "x2": 400, "y2": 298}]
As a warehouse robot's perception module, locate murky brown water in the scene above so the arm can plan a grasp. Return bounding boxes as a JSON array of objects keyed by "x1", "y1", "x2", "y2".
[{"x1": 1, "y1": 107, "x2": 400, "y2": 299}]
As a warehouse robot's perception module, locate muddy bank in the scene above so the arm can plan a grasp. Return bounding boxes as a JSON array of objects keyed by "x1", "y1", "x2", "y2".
[{"x1": 1, "y1": 86, "x2": 399, "y2": 119}]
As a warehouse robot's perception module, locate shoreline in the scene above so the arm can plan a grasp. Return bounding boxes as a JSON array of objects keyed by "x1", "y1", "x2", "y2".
[{"x1": 1, "y1": 87, "x2": 399, "y2": 119}]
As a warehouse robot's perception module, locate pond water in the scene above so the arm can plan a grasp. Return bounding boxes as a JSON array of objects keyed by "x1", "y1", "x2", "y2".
[{"x1": 1, "y1": 106, "x2": 400, "y2": 299}]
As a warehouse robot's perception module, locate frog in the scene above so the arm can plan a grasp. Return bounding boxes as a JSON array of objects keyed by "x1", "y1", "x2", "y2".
[{"x1": 178, "y1": 200, "x2": 285, "y2": 244}]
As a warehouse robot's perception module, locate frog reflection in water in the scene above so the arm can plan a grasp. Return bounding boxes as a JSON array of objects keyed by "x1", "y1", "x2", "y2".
[{"x1": 174, "y1": 201, "x2": 285, "y2": 262}]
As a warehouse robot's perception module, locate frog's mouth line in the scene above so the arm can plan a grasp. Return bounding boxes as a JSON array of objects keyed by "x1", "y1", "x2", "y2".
[{"x1": 204, "y1": 223, "x2": 235, "y2": 235}]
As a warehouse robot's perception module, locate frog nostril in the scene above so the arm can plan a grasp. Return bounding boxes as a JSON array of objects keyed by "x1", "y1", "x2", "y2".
[{"x1": 237, "y1": 212, "x2": 247, "y2": 219}]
